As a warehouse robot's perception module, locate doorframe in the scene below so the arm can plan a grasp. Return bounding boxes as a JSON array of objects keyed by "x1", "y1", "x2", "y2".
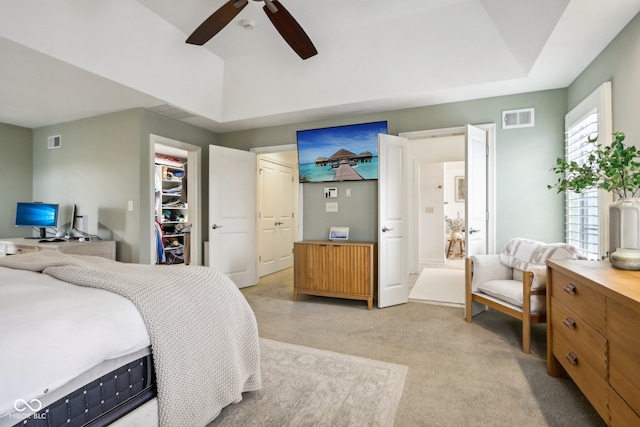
[
  {"x1": 148, "y1": 134, "x2": 202, "y2": 266},
  {"x1": 399, "y1": 124, "x2": 496, "y2": 273}
]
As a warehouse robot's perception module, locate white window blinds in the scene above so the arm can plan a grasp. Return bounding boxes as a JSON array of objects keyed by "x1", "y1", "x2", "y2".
[{"x1": 564, "y1": 82, "x2": 612, "y2": 260}]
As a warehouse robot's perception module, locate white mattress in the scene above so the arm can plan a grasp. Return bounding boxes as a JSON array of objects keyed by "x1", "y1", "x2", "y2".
[{"x1": 0, "y1": 266, "x2": 151, "y2": 423}]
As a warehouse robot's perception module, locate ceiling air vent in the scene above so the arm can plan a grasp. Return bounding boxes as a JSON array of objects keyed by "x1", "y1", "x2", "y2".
[
  {"x1": 47, "y1": 135, "x2": 61, "y2": 149},
  {"x1": 502, "y1": 108, "x2": 534, "y2": 129}
]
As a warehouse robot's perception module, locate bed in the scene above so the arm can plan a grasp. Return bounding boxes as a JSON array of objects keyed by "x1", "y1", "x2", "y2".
[{"x1": 0, "y1": 251, "x2": 262, "y2": 427}]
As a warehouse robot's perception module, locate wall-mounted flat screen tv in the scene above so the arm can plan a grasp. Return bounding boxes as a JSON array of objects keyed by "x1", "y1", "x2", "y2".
[{"x1": 296, "y1": 121, "x2": 388, "y2": 183}]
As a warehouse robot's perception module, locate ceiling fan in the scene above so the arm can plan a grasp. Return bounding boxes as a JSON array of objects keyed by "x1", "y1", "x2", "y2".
[{"x1": 186, "y1": 0, "x2": 318, "y2": 60}]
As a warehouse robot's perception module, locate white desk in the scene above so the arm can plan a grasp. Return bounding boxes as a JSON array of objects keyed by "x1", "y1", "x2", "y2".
[{"x1": 2, "y1": 238, "x2": 116, "y2": 260}]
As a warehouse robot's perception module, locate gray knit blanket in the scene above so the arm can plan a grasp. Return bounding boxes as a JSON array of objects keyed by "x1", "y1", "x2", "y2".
[{"x1": 0, "y1": 251, "x2": 261, "y2": 427}]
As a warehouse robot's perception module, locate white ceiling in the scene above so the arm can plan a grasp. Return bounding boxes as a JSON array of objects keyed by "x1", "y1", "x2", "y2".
[{"x1": 0, "y1": 0, "x2": 639, "y2": 133}]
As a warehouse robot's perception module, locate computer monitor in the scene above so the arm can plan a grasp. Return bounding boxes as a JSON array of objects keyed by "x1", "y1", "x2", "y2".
[
  {"x1": 70, "y1": 203, "x2": 78, "y2": 230},
  {"x1": 14, "y1": 202, "x2": 59, "y2": 239}
]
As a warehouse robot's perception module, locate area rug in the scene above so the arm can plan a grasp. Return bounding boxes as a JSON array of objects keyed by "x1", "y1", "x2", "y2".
[
  {"x1": 408, "y1": 267, "x2": 465, "y2": 306},
  {"x1": 208, "y1": 338, "x2": 408, "y2": 427}
]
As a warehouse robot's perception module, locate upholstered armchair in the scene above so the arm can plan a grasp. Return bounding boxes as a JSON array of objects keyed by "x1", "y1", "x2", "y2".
[{"x1": 465, "y1": 238, "x2": 585, "y2": 353}]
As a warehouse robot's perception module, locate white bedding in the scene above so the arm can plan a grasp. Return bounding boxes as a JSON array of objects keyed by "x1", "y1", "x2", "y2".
[
  {"x1": 0, "y1": 266, "x2": 150, "y2": 422},
  {"x1": 0, "y1": 251, "x2": 262, "y2": 427}
]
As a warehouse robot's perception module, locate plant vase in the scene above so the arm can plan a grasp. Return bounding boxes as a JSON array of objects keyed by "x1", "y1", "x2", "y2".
[
  {"x1": 609, "y1": 198, "x2": 640, "y2": 270},
  {"x1": 450, "y1": 231, "x2": 463, "y2": 241}
]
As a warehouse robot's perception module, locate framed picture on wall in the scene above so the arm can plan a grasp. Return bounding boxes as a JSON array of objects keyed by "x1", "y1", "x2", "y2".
[{"x1": 455, "y1": 176, "x2": 466, "y2": 202}]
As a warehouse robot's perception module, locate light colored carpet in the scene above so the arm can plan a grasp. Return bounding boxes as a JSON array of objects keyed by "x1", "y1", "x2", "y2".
[
  {"x1": 408, "y1": 268, "x2": 465, "y2": 306},
  {"x1": 240, "y1": 268, "x2": 605, "y2": 426},
  {"x1": 209, "y1": 338, "x2": 408, "y2": 427}
]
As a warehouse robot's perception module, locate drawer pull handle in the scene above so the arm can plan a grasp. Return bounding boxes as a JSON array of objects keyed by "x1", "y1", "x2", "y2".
[
  {"x1": 565, "y1": 352, "x2": 578, "y2": 365},
  {"x1": 563, "y1": 317, "x2": 576, "y2": 329},
  {"x1": 563, "y1": 284, "x2": 577, "y2": 295}
]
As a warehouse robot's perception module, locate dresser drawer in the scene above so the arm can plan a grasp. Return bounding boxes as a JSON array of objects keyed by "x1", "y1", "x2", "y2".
[
  {"x1": 551, "y1": 297, "x2": 607, "y2": 379},
  {"x1": 609, "y1": 386, "x2": 640, "y2": 427},
  {"x1": 549, "y1": 270, "x2": 605, "y2": 334},
  {"x1": 552, "y1": 320, "x2": 608, "y2": 420}
]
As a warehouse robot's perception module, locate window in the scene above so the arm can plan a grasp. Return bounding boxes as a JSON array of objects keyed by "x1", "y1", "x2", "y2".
[{"x1": 564, "y1": 82, "x2": 612, "y2": 260}]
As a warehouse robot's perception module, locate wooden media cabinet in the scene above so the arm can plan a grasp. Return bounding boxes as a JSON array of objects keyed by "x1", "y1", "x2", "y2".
[{"x1": 293, "y1": 240, "x2": 377, "y2": 310}]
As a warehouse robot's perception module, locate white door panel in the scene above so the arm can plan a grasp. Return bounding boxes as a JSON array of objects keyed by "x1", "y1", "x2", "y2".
[
  {"x1": 258, "y1": 158, "x2": 295, "y2": 276},
  {"x1": 378, "y1": 134, "x2": 408, "y2": 308},
  {"x1": 465, "y1": 125, "x2": 488, "y2": 317},
  {"x1": 465, "y1": 125, "x2": 488, "y2": 257},
  {"x1": 209, "y1": 145, "x2": 257, "y2": 288}
]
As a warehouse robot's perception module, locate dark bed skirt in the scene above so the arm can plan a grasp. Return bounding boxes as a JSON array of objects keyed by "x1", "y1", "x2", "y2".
[{"x1": 13, "y1": 355, "x2": 156, "y2": 427}]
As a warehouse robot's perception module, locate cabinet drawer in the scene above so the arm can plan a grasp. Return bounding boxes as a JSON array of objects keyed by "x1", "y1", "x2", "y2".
[
  {"x1": 609, "y1": 386, "x2": 640, "y2": 427},
  {"x1": 552, "y1": 324, "x2": 608, "y2": 420},
  {"x1": 608, "y1": 298, "x2": 640, "y2": 415},
  {"x1": 551, "y1": 298, "x2": 607, "y2": 378},
  {"x1": 549, "y1": 270, "x2": 605, "y2": 334}
]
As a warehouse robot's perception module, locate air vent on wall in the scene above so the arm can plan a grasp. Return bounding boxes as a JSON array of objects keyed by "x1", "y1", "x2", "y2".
[
  {"x1": 47, "y1": 135, "x2": 61, "y2": 149},
  {"x1": 502, "y1": 108, "x2": 535, "y2": 129}
]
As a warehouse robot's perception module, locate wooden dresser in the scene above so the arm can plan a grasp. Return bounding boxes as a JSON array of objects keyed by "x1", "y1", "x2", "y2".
[
  {"x1": 293, "y1": 240, "x2": 377, "y2": 309},
  {"x1": 547, "y1": 260, "x2": 640, "y2": 426}
]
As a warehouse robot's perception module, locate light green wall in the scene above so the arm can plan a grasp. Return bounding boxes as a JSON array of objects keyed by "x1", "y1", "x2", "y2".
[
  {"x1": 8, "y1": 10, "x2": 640, "y2": 256},
  {"x1": 568, "y1": 11, "x2": 640, "y2": 145},
  {"x1": 218, "y1": 11, "x2": 640, "y2": 249},
  {"x1": 219, "y1": 89, "x2": 568, "y2": 248},
  {"x1": 33, "y1": 110, "x2": 142, "y2": 261},
  {"x1": 303, "y1": 181, "x2": 378, "y2": 241},
  {"x1": 32, "y1": 109, "x2": 216, "y2": 263},
  {"x1": 0, "y1": 123, "x2": 33, "y2": 237}
]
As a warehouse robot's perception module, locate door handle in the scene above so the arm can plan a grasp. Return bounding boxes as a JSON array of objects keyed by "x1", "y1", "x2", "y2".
[
  {"x1": 382, "y1": 226, "x2": 394, "y2": 232},
  {"x1": 469, "y1": 228, "x2": 481, "y2": 234},
  {"x1": 211, "y1": 224, "x2": 223, "y2": 230},
  {"x1": 275, "y1": 221, "x2": 283, "y2": 226}
]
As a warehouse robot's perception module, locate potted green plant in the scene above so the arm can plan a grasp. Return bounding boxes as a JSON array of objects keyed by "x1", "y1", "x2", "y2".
[
  {"x1": 548, "y1": 131, "x2": 640, "y2": 198},
  {"x1": 444, "y1": 212, "x2": 465, "y2": 241},
  {"x1": 548, "y1": 131, "x2": 640, "y2": 269}
]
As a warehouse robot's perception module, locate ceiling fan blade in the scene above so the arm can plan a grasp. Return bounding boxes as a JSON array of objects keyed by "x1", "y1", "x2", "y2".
[
  {"x1": 186, "y1": 0, "x2": 248, "y2": 45},
  {"x1": 263, "y1": 0, "x2": 317, "y2": 60}
]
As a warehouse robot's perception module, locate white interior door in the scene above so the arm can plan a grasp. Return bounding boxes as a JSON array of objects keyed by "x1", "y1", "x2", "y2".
[
  {"x1": 465, "y1": 125, "x2": 488, "y2": 257},
  {"x1": 258, "y1": 158, "x2": 294, "y2": 277},
  {"x1": 378, "y1": 134, "x2": 408, "y2": 308},
  {"x1": 209, "y1": 145, "x2": 257, "y2": 288}
]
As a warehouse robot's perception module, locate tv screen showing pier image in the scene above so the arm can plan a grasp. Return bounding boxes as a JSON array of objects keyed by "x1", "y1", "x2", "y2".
[{"x1": 296, "y1": 121, "x2": 387, "y2": 183}]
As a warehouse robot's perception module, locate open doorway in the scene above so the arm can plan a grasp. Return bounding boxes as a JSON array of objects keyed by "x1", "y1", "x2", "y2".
[
  {"x1": 149, "y1": 134, "x2": 202, "y2": 266},
  {"x1": 401, "y1": 124, "x2": 496, "y2": 275},
  {"x1": 418, "y1": 159, "x2": 465, "y2": 270}
]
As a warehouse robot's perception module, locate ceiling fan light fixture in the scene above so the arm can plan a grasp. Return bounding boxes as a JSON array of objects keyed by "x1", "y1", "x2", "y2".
[
  {"x1": 187, "y1": 0, "x2": 316, "y2": 59},
  {"x1": 240, "y1": 19, "x2": 256, "y2": 30},
  {"x1": 263, "y1": 0, "x2": 278, "y2": 14}
]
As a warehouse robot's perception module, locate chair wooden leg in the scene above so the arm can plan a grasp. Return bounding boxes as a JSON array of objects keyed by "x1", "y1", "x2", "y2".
[
  {"x1": 465, "y1": 257, "x2": 473, "y2": 323},
  {"x1": 522, "y1": 317, "x2": 531, "y2": 354},
  {"x1": 522, "y1": 271, "x2": 533, "y2": 354},
  {"x1": 447, "y1": 240, "x2": 454, "y2": 258}
]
